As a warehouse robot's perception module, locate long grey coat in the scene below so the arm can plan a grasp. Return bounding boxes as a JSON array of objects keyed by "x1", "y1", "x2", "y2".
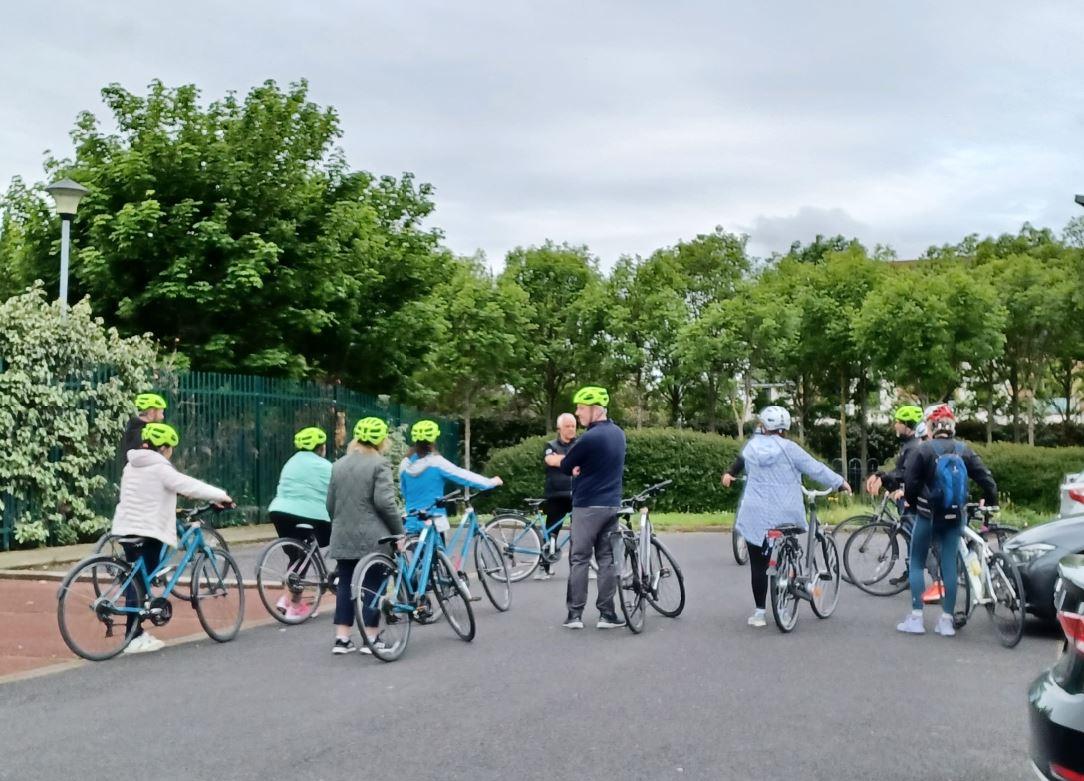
[{"x1": 327, "y1": 450, "x2": 404, "y2": 560}]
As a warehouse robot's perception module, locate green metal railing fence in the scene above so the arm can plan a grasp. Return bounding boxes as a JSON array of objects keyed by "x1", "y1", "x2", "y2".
[{"x1": 0, "y1": 370, "x2": 459, "y2": 550}]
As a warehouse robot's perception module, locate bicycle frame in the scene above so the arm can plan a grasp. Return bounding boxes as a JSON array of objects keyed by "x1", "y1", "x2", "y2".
[
  {"x1": 958, "y1": 525, "x2": 998, "y2": 610},
  {"x1": 495, "y1": 507, "x2": 572, "y2": 558},
  {"x1": 109, "y1": 521, "x2": 218, "y2": 617},
  {"x1": 379, "y1": 522, "x2": 441, "y2": 616}
]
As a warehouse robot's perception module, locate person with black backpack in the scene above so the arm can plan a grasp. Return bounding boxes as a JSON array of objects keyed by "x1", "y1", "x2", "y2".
[{"x1": 900, "y1": 404, "x2": 998, "y2": 637}]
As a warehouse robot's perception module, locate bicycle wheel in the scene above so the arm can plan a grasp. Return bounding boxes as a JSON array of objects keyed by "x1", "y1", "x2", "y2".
[
  {"x1": 484, "y1": 515, "x2": 542, "y2": 582},
  {"x1": 192, "y1": 548, "x2": 245, "y2": 642},
  {"x1": 353, "y1": 553, "x2": 411, "y2": 662},
  {"x1": 842, "y1": 521, "x2": 910, "y2": 596},
  {"x1": 979, "y1": 524, "x2": 1020, "y2": 553},
  {"x1": 986, "y1": 551, "x2": 1026, "y2": 648},
  {"x1": 769, "y1": 546, "x2": 800, "y2": 633},
  {"x1": 431, "y1": 550, "x2": 476, "y2": 641},
  {"x1": 831, "y1": 514, "x2": 876, "y2": 584},
  {"x1": 58, "y1": 555, "x2": 143, "y2": 661},
  {"x1": 646, "y1": 538, "x2": 685, "y2": 617},
  {"x1": 171, "y1": 527, "x2": 228, "y2": 602},
  {"x1": 950, "y1": 549, "x2": 972, "y2": 628},
  {"x1": 809, "y1": 533, "x2": 841, "y2": 618},
  {"x1": 617, "y1": 539, "x2": 645, "y2": 633},
  {"x1": 731, "y1": 533, "x2": 748, "y2": 566},
  {"x1": 255, "y1": 538, "x2": 326, "y2": 624},
  {"x1": 473, "y1": 533, "x2": 512, "y2": 611}
]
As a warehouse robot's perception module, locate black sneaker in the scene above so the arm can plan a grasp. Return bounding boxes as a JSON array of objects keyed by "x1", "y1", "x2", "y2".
[
  {"x1": 597, "y1": 612, "x2": 626, "y2": 629},
  {"x1": 332, "y1": 638, "x2": 357, "y2": 655},
  {"x1": 562, "y1": 612, "x2": 584, "y2": 629}
]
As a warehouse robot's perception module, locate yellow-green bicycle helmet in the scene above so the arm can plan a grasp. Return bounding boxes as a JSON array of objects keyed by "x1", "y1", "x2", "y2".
[
  {"x1": 141, "y1": 422, "x2": 179, "y2": 448},
  {"x1": 135, "y1": 392, "x2": 168, "y2": 411},
  {"x1": 893, "y1": 405, "x2": 923, "y2": 426},
  {"x1": 354, "y1": 417, "x2": 389, "y2": 446},
  {"x1": 572, "y1": 386, "x2": 609, "y2": 407},
  {"x1": 294, "y1": 427, "x2": 327, "y2": 451},
  {"x1": 410, "y1": 420, "x2": 441, "y2": 443}
]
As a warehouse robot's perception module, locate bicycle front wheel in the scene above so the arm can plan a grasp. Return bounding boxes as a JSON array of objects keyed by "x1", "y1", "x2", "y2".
[
  {"x1": 617, "y1": 538, "x2": 645, "y2": 633},
  {"x1": 810, "y1": 533, "x2": 841, "y2": 618},
  {"x1": 646, "y1": 538, "x2": 685, "y2": 617},
  {"x1": 171, "y1": 527, "x2": 228, "y2": 602},
  {"x1": 732, "y1": 533, "x2": 748, "y2": 565},
  {"x1": 484, "y1": 515, "x2": 542, "y2": 582},
  {"x1": 353, "y1": 552, "x2": 411, "y2": 662},
  {"x1": 432, "y1": 550, "x2": 476, "y2": 641},
  {"x1": 986, "y1": 551, "x2": 1026, "y2": 648},
  {"x1": 192, "y1": 549, "x2": 245, "y2": 642},
  {"x1": 474, "y1": 533, "x2": 512, "y2": 611},
  {"x1": 57, "y1": 555, "x2": 142, "y2": 661},
  {"x1": 831, "y1": 513, "x2": 876, "y2": 585},
  {"x1": 255, "y1": 538, "x2": 326, "y2": 624},
  {"x1": 769, "y1": 547, "x2": 800, "y2": 633},
  {"x1": 842, "y1": 521, "x2": 909, "y2": 596}
]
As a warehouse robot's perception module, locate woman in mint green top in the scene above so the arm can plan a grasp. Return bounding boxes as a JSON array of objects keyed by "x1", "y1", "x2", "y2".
[{"x1": 267, "y1": 427, "x2": 333, "y2": 620}]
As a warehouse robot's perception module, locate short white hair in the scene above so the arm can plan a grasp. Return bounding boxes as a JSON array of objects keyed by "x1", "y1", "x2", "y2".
[{"x1": 556, "y1": 413, "x2": 577, "y2": 427}]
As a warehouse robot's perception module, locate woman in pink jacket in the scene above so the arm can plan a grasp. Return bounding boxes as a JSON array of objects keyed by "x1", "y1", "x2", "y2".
[{"x1": 112, "y1": 423, "x2": 233, "y2": 654}]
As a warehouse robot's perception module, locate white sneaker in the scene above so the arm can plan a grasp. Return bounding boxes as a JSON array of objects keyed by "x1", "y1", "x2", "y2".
[
  {"x1": 896, "y1": 612, "x2": 926, "y2": 635},
  {"x1": 747, "y1": 612, "x2": 767, "y2": 628},
  {"x1": 934, "y1": 613, "x2": 956, "y2": 637},
  {"x1": 533, "y1": 569, "x2": 551, "y2": 581},
  {"x1": 124, "y1": 632, "x2": 165, "y2": 654}
]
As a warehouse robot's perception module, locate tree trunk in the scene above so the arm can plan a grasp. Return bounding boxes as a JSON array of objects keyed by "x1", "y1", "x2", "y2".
[
  {"x1": 1008, "y1": 361, "x2": 1021, "y2": 443},
  {"x1": 985, "y1": 373, "x2": 994, "y2": 446},
  {"x1": 705, "y1": 375, "x2": 718, "y2": 433},
  {"x1": 838, "y1": 369, "x2": 848, "y2": 476},
  {"x1": 858, "y1": 372, "x2": 869, "y2": 482},
  {"x1": 798, "y1": 372, "x2": 809, "y2": 445},
  {"x1": 1026, "y1": 388, "x2": 1036, "y2": 447},
  {"x1": 463, "y1": 396, "x2": 473, "y2": 470}
]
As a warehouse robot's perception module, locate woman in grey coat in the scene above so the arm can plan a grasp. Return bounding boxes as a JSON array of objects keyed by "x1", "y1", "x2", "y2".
[
  {"x1": 327, "y1": 417, "x2": 404, "y2": 655},
  {"x1": 729, "y1": 406, "x2": 850, "y2": 628}
]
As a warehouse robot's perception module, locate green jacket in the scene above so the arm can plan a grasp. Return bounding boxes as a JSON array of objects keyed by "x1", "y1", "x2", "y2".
[{"x1": 268, "y1": 451, "x2": 332, "y2": 522}]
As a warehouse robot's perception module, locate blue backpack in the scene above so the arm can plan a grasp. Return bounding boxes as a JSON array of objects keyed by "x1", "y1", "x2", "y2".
[{"x1": 928, "y1": 440, "x2": 968, "y2": 520}]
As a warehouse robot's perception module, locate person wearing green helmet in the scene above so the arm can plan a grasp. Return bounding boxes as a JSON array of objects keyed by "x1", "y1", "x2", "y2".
[
  {"x1": 111, "y1": 422, "x2": 232, "y2": 654},
  {"x1": 116, "y1": 392, "x2": 167, "y2": 473},
  {"x1": 326, "y1": 417, "x2": 404, "y2": 655},
  {"x1": 865, "y1": 404, "x2": 926, "y2": 590},
  {"x1": 549, "y1": 386, "x2": 627, "y2": 630},
  {"x1": 266, "y1": 427, "x2": 334, "y2": 620}
]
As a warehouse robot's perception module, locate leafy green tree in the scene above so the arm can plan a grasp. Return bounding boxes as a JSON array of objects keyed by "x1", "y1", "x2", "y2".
[{"x1": 0, "y1": 79, "x2": 447, "y2": 395}]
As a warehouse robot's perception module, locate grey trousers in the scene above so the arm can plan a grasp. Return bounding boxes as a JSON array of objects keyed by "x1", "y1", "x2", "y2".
[{"x1": 565, "y1": 506, "x2": 619, "y2": 615}]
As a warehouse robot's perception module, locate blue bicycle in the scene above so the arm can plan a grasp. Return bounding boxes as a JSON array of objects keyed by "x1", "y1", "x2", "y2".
[
  {"x1": 351, "y1": 493, "x2": 476, "y2": 662},
  {"x1": 439, "y1": 489, "x2": 511, "y2": 611},
  {"x1": 57, "y1": 505, "x2": 245, "y2": 661},
  {"x1": 485, "y1": 499, "x2": 573, "y2": 581}
]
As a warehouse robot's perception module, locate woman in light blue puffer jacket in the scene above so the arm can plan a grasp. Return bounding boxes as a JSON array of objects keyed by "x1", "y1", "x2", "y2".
[{"x1": 726, "y1": 406, "x2": 850, "y2": 627}]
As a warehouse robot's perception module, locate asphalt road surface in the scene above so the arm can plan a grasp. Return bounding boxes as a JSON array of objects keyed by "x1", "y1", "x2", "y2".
[{"x1": 0, "y1": 534, "x2": 1060, "y2": 781}]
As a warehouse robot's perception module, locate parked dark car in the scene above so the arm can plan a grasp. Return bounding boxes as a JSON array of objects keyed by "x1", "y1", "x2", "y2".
[
  {"x1": 1005, "y1": 517, "x2": 1084, "y2": 622},
  {"x1": 1028, "y1": 554, "x2": 1084, "y2": 780}
]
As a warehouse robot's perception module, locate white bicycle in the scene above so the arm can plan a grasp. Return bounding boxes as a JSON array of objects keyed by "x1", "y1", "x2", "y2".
[{"x1": 952, "y1": 505, "x2": 1026, "y2": 648}]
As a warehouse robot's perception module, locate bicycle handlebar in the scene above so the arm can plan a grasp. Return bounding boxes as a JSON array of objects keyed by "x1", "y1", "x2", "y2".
[
  {"x1": 800, "y1": 486, "x2": 840, "y2": 499},
  {"x1": 623, "y1": 479, "x2": 673, "y2": 506}
]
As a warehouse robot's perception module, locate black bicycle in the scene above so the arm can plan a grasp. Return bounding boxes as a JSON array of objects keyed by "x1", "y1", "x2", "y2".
[
  {"x1": 255, "y1": 523, "x2": 337, "y2": 624},
  {"x1": 766, "y1": 486, "x2": 843, "y2": 633}
]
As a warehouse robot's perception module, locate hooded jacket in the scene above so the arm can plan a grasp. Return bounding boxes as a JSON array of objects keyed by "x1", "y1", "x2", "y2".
[
  {"x1": 399, "y1": 453, "x2": 499, "y2": 533},
  {"x1": 733, "y1": 434, "x2": 845, "y2": 547},
  {"x1": 111, "y1": 449, "x2": 230, "y2": 547},
  {"x1": 268, "y1": 450, "x2": 332, "y2": 522}
]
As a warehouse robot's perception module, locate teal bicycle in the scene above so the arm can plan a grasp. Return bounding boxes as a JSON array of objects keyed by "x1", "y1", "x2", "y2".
[
  {"x1": 439, "y1": 489, "x2": 511, "y2": 611},
  {"x1": 485, "y1": 499, "x2": 573, "y2": 581},
  {"x1": 57, "y1": 505, "x2": 245, "y2": 661},
  {"x1": 351, "y1": 493, "x2": 477, "y2": 662}
]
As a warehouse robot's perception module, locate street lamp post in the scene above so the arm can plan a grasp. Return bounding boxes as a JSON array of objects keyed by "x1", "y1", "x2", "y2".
[{"x1": 44, "y1": 178, "x2": 89, "y2": 311}]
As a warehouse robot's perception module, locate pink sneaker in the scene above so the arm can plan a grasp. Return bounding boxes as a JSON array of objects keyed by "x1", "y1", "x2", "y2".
[
  {"x1": 276, "y1": 596, "x2": 289, "y2": 613},
  {"x1": 286, "y1": 602, "x2": 312, "y2": 621}
]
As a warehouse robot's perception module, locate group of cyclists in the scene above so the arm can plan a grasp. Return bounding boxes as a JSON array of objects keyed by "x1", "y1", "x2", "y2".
[{"x1": 108, "y1": 383, "x2": 999, "y2": 656}]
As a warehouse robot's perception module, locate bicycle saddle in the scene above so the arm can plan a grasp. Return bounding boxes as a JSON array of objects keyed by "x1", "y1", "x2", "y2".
[
  {"x1": 115, "y1": 536, "x2": 144, "y2": 545},
  {"x1": 295, "y1": 523, "x2": 314, "y2": 533},
  {"x1": 524, "y1": 498, "x2": 546, "y2": 508}
]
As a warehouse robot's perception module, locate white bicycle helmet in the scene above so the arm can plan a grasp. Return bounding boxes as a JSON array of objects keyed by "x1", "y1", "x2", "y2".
[{"x1": 758, "y1": 405, "x2": 792, "y2": 433}]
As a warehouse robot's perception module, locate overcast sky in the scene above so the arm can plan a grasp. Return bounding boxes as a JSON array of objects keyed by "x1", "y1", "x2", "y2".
[{"x1": 2, "y1": 1, "x2": 1082, "y2": 266}]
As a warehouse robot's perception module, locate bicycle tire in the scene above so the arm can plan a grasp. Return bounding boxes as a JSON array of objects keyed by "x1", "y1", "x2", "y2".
[
  {"x1": 831, "y1": 513, "x2": 877, "y2": 585},
  {"x1": 484, "y1": 514, "x2": 543, "y2": 582},
  {"x1": 646, "y1": 537, "x2": 685, "y2": 617},
  {"x1": 809, "y1": 533, "x2": 841, "y2": 618},
  {"x1": 986, "y1": 551, "x2": 1026, "y2": 648},
  {"x1": 951, "y1": 549, "x2": 972, "y2": 628},
  {"x1": 431, "y1": 550, "x2": 476, "y2": 641},
  {"x1": 165, "y1": 527, "x2": 230, "y2": 602},
  {"x1": 192, "y1": 548, "x2": 245, "y2": 642},
  {"x1": 769, "y1": 545, "x2": 800, "y2": 633},
  {"x1": 842, "y1": 521, "x2": 910, "y2": 596},
  {"x1": 57, "y1": 555, "x2": 142, "y2": 661},
  {"x1": 255, "y1": 538, "x2": 327, "y2": 624},
  {"x1": 473, "y1": 533, "x2": 512, "y2": 611},
  {"x1": 353, "y1": 552, "x2": 411, "y2": 662},
  {"x1": 616, "y1": 537, "x2": 645, "y2": 633},
  {"x1": 732, "y1": 532, "x2": 748, "y2": 566}
]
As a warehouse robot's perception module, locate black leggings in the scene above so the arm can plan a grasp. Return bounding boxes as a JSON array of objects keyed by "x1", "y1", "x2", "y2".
[
  {"x1": 543, "y1": 497, "x2": 572, "y2": 572},
  {"x1": 745, "y1": 537, "x2": 770, "y2": 610},
  {"x1": 270, "y1": 512, "x2": 331, "y2": 566},
  {"x1": 335, "y1": 558, "x2": 386, "y2": 629},
  {"x1": 122, "y1": 538, "x2": 163, "y2": 637}
]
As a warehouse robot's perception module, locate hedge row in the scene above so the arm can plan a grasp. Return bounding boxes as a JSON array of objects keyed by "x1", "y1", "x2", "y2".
[
  {"x1": 480, "y1": 427, "x2": 744, "y2": 514},
  {"x1": 480, "y1": 428, "x2": 1084, "y2": 515}
]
